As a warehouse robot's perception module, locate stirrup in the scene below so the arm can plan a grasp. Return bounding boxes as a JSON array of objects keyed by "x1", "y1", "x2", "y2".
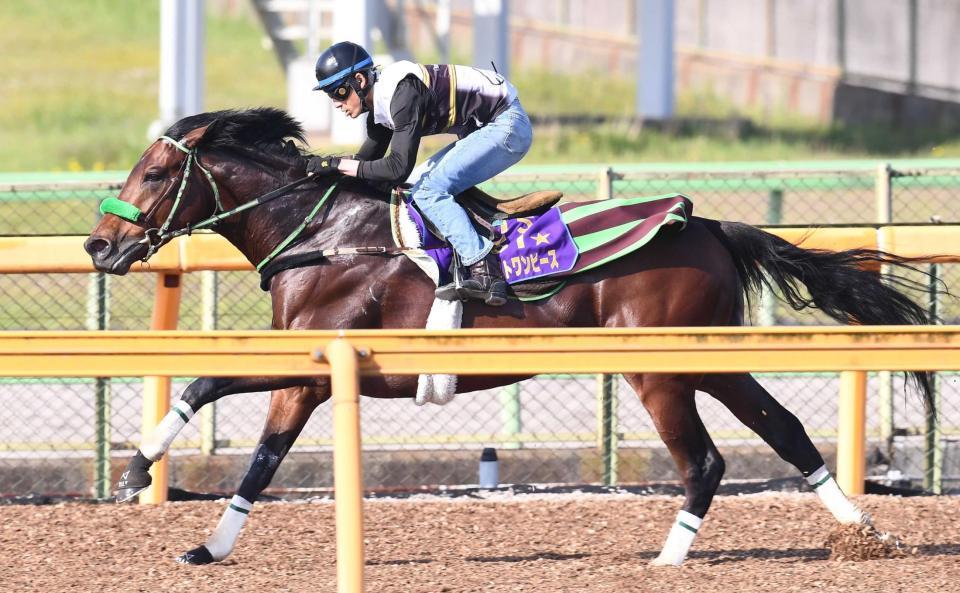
[
  {"x1": 435, "y1": 252, "x2": 468, "y2": 302},
  {"x1": 434, "y1": 281, "x2": 461, "y2": 301},
  {"x1": 453, "y1": 282, "x2": 506, "y2": 306}
]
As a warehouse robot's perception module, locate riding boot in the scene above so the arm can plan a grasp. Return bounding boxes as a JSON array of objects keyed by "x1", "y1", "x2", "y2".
[{"x1": 458, "y1": 251, "x2": 507, "y2": 306}]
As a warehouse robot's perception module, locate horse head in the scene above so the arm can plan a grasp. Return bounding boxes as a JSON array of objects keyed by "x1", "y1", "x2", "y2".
[
  {"x1": 84, "y1": 108, "x2": 309, "y2": 275},
  {"x1": 83, "y1": 123, "x2": 226, "y2": 273}
]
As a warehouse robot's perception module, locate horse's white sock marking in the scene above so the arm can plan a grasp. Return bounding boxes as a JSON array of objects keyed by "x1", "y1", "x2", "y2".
[
  {"x1": 204, "y1": 495, "x2": 253, "y2": 561},
  {"x1": 140, "y1": 400, "x2": 194, "y2": 461},
  {"x1": 807, "y1": 465, "x2": 869, "y2": 524},
  {"x1": 654, "y1": 510, "x2": 702, "y2": 566}
]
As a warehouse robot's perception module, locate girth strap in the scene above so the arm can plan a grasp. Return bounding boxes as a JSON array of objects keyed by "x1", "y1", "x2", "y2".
[{"x1": 257, "y1": 245, "x2": 412, "y2": 291}]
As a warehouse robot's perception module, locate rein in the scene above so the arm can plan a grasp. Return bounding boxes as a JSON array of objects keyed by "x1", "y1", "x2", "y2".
[{"x1": 98, "y1": 136, "x2": 413, "y2": 269}]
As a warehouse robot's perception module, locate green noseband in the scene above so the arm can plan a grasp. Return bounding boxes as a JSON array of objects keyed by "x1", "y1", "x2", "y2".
[{"x1": 99, "y1": 197, "x2": 144, "y2": 223}]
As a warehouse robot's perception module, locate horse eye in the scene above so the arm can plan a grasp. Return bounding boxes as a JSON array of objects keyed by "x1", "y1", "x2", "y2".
[{"x1": 143, "y1": 171, "x2": 165, "y2": 183}]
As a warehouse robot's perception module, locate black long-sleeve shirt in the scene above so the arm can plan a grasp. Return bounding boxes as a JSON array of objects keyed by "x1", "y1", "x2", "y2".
[{"x1": 355, "y1": 76, "x2": 430, "y2": 183}]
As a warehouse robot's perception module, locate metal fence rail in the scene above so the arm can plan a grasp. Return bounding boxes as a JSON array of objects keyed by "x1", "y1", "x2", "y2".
[
  {"x1": 2, "y1": 160, "x2": 959, "y2": 499},
  {"x1": 3, "y1": 326, "x2": 959, "y2": 496},
  {"x1": 6, "y1": 327, "x2": 958, "y2": 593}
]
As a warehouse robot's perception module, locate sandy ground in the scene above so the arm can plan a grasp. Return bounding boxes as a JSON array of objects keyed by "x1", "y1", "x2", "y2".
[{"x1": 1, "y1": 492, "x2": 958, "y2": 593}]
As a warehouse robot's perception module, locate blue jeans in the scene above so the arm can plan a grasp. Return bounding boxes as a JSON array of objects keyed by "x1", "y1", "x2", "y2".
[{"x1": 407, "y1": 99, "x2": 533, "y2": 266}]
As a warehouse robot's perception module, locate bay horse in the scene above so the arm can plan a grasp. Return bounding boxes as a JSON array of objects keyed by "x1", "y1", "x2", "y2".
[{"x1": 84, "y1": 108, "x2": 933, "y2": 566}]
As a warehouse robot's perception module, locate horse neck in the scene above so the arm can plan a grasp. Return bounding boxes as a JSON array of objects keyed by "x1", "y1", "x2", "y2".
[{"x1": 210, "y1": 159, "x2": 392, "y2": 266}]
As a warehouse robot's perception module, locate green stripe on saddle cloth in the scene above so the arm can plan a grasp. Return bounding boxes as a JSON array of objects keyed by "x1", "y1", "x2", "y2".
[{"x1": 557, "y1": 192, "x2": 692, "y2": 276}]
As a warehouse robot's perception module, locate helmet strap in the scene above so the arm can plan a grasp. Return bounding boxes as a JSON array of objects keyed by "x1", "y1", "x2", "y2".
[
  {"x1": 347, "y1": 75, "x2": 371, "y2": 113},
  {"x1": 349, "y1": 78, "x2": 368, "y2": 113}
]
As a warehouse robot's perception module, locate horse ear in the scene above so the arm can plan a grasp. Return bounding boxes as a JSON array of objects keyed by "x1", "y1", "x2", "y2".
[
  {"x1": 181, "y1": 119, "x2": 222, "y2": 149},
  {"x1": 283, "y1": 139, "x2": 301, "y2": 156}
]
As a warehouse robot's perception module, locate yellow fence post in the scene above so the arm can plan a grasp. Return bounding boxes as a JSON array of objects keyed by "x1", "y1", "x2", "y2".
[
  {"x1": 325, "y1": 338, "x2": 365, "y2": 593},
  {"x1": 140, "y1": 273, "x2": 182, "y2": 505},
  {"x1": 836, "y1": 370, "x2": 867, "y2": 495}
]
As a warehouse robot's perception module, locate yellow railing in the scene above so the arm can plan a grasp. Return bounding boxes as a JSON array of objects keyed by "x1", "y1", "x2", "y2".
[
  {"x1": 2, "y1": 226, "x2": 959, "y2": 468},
  {"x1": 1, "y1": 327, "x2": 959, "y2": 593},
  {"x1": 3, "y1": 225, "x2": 960, "y2": 274}
]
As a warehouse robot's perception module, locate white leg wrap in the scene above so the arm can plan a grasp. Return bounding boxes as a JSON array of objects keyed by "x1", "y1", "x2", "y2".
[
  {"x1": 653, "y1": 510, "x2": 703, "y2": 566},
  {"x1": 140, "y1": 401, "x2": 194, "y2": 461},
  {"x1": 807, "y1": 465, "x2": 868, "y2": 524},
  {"x1": 204, "y1": 495, "x2": 253, "y2": 561},
  {"x1": 415, "y1": 298, "x2": 462, "y2": 406}
]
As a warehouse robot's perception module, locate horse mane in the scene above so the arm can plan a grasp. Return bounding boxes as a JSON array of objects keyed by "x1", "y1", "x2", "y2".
[
  {"x1": 164, "y1": 107, "x2": 392, "y2": 198},
  {"x1": 163, "y1": 107, "x2": 307, "y2": 160}
]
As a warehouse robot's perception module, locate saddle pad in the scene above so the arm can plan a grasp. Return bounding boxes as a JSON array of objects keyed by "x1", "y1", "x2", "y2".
[
  {"x1": 392, "y1": 191, "x2": 579, "y2": 284},
  {"x1": 558, "y1": 192, "x2": 692, "y2": 275},
  {"x1": 390, "y1": 191, "x2": 692, "y2": 297}
]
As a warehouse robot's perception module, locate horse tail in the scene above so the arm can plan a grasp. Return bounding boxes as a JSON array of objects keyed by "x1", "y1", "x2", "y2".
[{"x1": 701, "y1": 217, "x2": 935, "y2": 409}]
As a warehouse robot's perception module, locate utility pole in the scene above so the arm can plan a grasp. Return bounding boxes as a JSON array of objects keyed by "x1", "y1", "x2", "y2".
[
  {"x1": 151, "y1": 0, "x2": 205, "y2": 138},
  {"x1": 473, "y1": 0, "x2": 509, "y2": 78},
  {"x1": 636, "y1": 0, "x2": 675, "y2": 121},
  {"x1": 330, "y1": 0, "x2": 375, "y2": 146}
]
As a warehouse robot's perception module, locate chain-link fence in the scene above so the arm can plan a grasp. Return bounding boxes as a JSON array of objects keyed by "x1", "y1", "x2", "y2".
[{"x1": 1, "y1": 161, "x2": 959, "y2": 500}]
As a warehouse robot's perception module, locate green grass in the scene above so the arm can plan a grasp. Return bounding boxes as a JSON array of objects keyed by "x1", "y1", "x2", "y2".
[
  {"x1": 3, "y1": 0, "x2": 960, "y2": 172},
  {"x1": 0, "y1": 0, "x2": 285, "y2": 172}
]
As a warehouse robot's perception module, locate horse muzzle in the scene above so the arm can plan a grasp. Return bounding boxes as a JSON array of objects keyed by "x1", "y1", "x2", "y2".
[{"x1": 84, "y1": 234, "x2": 149, "y2": 275}]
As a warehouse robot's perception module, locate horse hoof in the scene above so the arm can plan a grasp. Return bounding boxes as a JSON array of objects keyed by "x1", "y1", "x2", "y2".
[
  {"x1": 649, "y1": 556, "x2": 682, "y2": 567},
  {"x1": 114, "y1": 468, "x2": 152, "y2": 503},
  {"x1": 114, "y1": 486, "x2": 149, "y2": 503},
  {"x1": 176, "y1": 545, "x2": 215, "y2": 565}
]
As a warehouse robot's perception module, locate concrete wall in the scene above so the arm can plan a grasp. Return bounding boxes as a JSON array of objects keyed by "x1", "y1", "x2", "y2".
[
  {"x1": 396, "y1": 0, "x2": 959, "y2": 126},
  {"x1": 916, "y1": 0, "x2": 960, "y2": 91}
]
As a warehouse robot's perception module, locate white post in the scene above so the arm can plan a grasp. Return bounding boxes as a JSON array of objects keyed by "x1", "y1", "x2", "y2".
[
  {"x1": 154, "y1": 0, "x2": 205, "y2": 137},
  {"x1": 876, "y1": 163, "x2": 894, "y2": 457},
  {"x1": 473, "y1": 0, "x2": 509, "y2": 78},
  {"x1": 437, "y1": 0, "x2": 451, "y2": 64},
  {"x1": 331, "y1": 0, "x2": 374, "y2": 146},
  {"x1": 288, "y1": 0, "x2": 332, "y2": 136},
  {"x1": 306, "y1": 0, "x2": 322, "y2": 58},
  {"x1": 200, "y1": 270, "x2": 218, "y2": 456},
  {"x1": 636, "y1": 0, "x2": 675, "y2": 120},
  {"x1": 289, "y1": 57, "x2": 332, "y2": 136}
]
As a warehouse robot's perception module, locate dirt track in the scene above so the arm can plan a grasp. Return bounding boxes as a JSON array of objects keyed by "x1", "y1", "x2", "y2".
[{"x1": 1, "y1": 492, "x2": 958, "y2": 593}]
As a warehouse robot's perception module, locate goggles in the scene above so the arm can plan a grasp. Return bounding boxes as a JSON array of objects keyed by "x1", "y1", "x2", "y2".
[{"x1": 325, "y1": 83, "x2": 352, "y2": 102}]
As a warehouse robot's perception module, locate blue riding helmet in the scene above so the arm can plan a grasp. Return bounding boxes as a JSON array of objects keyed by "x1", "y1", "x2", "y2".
[{"x1": 313, "y1": 41, "x2": 375, "y2": 107}]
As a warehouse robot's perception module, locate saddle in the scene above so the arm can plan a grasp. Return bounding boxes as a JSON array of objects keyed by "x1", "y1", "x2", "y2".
[
  {"x1": 396, "y1": 184, "x2": 564, "y2": 250},
  {"x1": 456, "y1": 186, "x2": 563, "y2": 221}
]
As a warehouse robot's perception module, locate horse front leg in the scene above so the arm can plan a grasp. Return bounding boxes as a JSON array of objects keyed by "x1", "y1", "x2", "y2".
[
  {"x1": 177, "y1": 384, "x2": 328, "y2": 564},
  {"x1": 115, "y1": 376, "x2": 311, "y2": 502}
]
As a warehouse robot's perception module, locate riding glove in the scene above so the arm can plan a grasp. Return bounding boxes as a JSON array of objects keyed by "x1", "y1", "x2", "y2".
[{"x1": 306, "y1": 155, "x2": 341, "y2": 177}]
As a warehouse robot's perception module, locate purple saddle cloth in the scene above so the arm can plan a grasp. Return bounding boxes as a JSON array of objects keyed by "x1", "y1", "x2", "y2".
[
  {"x1": 402, "y1": 197, "x2": 578, "y2": 285},
  {"x1": 402, "y1": 192, "x2": 692, "y2": 287}
]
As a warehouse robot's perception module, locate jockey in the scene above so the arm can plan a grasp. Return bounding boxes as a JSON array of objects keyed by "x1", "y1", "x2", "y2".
[{"x1": 307, "y1": 41, "x2": 533, "y2": 307}]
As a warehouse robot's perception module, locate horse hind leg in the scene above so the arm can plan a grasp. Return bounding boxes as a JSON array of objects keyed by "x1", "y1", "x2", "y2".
[
  {"x1": 624, "y1": 373, "x2": 725, "y2": 566},
  {"x1": 177, "y1": 384, "x2": 326, "y2": 565},
  {"x1": 699, "y1": 372, "x2": 869, "y2": 525}
]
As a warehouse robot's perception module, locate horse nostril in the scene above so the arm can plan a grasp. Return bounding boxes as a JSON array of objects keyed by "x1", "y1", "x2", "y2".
[{"x1": 84, "y1": 237, "x2": 113, "y2": 257}]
